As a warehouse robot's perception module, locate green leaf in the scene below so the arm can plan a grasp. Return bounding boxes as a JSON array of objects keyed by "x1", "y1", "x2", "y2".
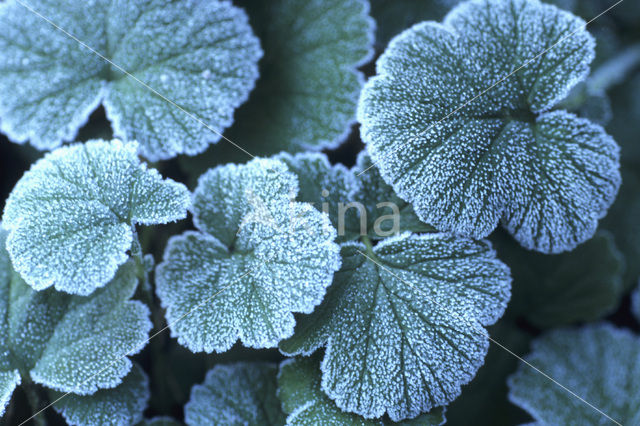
[
  {"x1": 278, "y1": 355, "x2": 446, "y2": 425},
  {"x1": 369, "y1": 0, "x2": 461, "y2": 49},
  {"x1": 2, "y1": 139, "x2": 189, "y2": 295},
  {"x1": 280, "y1": 233, "x2": 511, "y2": 421},
  {"x1": 601, "y1": 167, "x2": 640, "y2": 290},
  {"x1": 274, "y1": 152, "x2": 359, "y2": 242},
  {"x1": 0, "y1": 370, "x2": 20, "y2": 417},
  {"x1": 227, "y1": 0, "x2": 374, "y2": 154},
  {"x1": 508, "y1": 323, "x2": 640, "y2": 425},
  {"x1": 156, "y1": 158, "x2": 341, "y2": 352},
  {"x1": 358, "y1": 0, "x2": 620, "y2": 254},
  {"x1": 0, "y1": 0, "x2": 262, "y2": 160},
  {"x1": 492, "y1": 230, "x2": 624, "y2": 328},
  {"x1": 351, "y1": 152, "x2": 434, "y2": 239},
  {"x1": 51, "y1": 364, "x2": 149, "y2": 426},
  {"x1": 0, "y1": 230, "x2": 152, "y2": 396},
  {"x1": 184, "y1": 362, "x2": 285, "y2": 426}
]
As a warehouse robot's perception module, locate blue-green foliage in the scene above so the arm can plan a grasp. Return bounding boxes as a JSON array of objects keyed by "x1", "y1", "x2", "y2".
[
  {"x1": 0, "y1": 228, "x2": 151, "y2": 420},
  {"x1": 508, "y1": 324, "x2": 640, "y2": 425},
  {"x1": 156, "y1": 158, "x2": 341, "y2": 353},
  {"x1": 358, "y1": 0, "x2": 621, "y2": 254},
  {"x1": 2, "y1": 139, "x2": 189, "y2": 295},
  {"x1": 0, "y1": 0, "x2": 262, "y2": 160}
]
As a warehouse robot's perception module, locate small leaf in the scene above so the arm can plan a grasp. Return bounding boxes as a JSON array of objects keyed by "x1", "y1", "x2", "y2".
[
  {"x1": 507, "y1": 323, "x2": 640, "y2": 425},
  {"x1": 0, "y1": 0, "x2": 262, "y2": 160},
  {"x1": 227, "y1": 0, "x2": 374, "y2": 154},
  {"x1": 278, "y1": 355, "x2": 446, "y2": 425},
  {"x1": 0, "y1": 230, "x2": 152, "y2": 396},
  {"x1": 0, "y1": 370, "x2": 20, "y2": 417},
  {"x1": 274, "y1": 152, "x2": 359, "y2": 242},
  {"x1": 184, "y1": 362, "x2": 285, "y2": 426},
  {"x1": 492, "y1": 230, "x2": 624, "y2": 328},
  {"x1": 358, "y1": 0, "x2": 620, "y2": 253},
  {"x1": 156, "y1": 158, "x2": 341, "y2": 352},
  {"x1": 280, "y1": 233, "x2": 511, "y2": 421},
  {"x1": 2, "y1": 139, "x2": 190, "y2": 295},
  {"x1": 51, "y1": 364, "x2": 149, "y2": 426}
]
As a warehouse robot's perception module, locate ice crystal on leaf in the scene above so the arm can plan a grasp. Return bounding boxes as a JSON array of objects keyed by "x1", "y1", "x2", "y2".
[
  {"x1": 50, "y1": 364, "x2": 150, "y2": 426},
  {"x1": 156, "y1": 158, "x2": 341, "y2": 353},
  {"x1": 0, "y1": 0, "x2": 262, "y2": 160},
  {"x1": 280, "y1": 233, "x2": 511, "y2": 421},
  {"x1": 278, "y1": 356, "x2": 446, "y2": 425},
  {"x1": 227, "y1": 0, "x2": 374, "y2": 154},
  {"x1": 2, "y1": 139, "x2": 189, "y2": 295},
  {"x1": 358, "y1": 0, "x2": 621, "y2": 253},
  {"x1": 0, "y1": 229, "x2": 151, "y2": 416},
  {"x1": 508, "y1": 323, "x2": 640, "y2": 425},
  {"x1": 184, "y1": 362, "x2": 285, "y2": 426}
]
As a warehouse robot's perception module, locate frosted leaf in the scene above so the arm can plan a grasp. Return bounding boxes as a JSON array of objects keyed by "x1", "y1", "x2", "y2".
[
  {"x1": 0, "y1": 0, "x2": 262, "y2": 160},
  {"x1": 103, "y1": 0, "x2": 262, "y2": 160},
  {"x1": 0, "y1": 232, "x2": 151, "y2": 396},
  {"x1": 278, "y1": 356, "x2": 446, "y2": 425},
  {"x1": 184, "y1": 362, "x2": 285, "y2": 425},
  {"x1": 227, "y1": 0, "x2": 374, "y2": 154},
  {"x1": 358, "y1": 0, "x2": 620, "y2": 253},
  {"x1": 351, "y1": 152, "x2": 433, "y2": 239},
  {"x1": 2, "y1": 139, "x2": 190, "y2": 295},
  {"x1": 51, "y1": 364, "x2": 149, "y2": 426},
  {"x1": 493, "y1": 230, "x2": 624, "y2": 328},
  {"x1": 0, "y1": 370, "x2": 19, "y2": 417},
  {"x1": 156, "y1": 158, "x2": 341, "y2": 352},
  {"x1": 274, "y1": 152, "x2": 359, "y2": 242},
  {"x1": 280, "y1": 233, "x2": 511, "y2": 420},
  {"x1": 507, "y1": 323, "x2": 640, "y2": 425}
]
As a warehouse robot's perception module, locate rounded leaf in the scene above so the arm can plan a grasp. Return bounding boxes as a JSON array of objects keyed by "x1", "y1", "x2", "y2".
[
  {"x1": 280, "y1": 233, "x2": 511, "y2": 421},
  {"x1": 156, "y1": 158, "x2": 341, "y2": 352},
  {"x1": 508, "y1": 323, "x2": 640, "y2": 425},
  {"x1": 2, "y1": 139, "x2": 189, "y2": 295},
  {"x1": 185, "y1": 362, "x2": 285, "y2": 426},
  {"x1": 358, "y1": 0, "x2": 620, "y2": 253},
  {"x1": 227, "y1": 0, "x2": 374, "y2": 154}
]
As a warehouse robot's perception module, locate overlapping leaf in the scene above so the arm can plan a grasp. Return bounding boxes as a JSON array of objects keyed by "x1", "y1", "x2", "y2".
[
  {"x1": 508, "y1": 323, "x2": 640, "y2": 425},
  {"x1": 2, "y1": 139, "x2": 189, "y2": 295},
  {"x1": 0, "y1": 0, "x2": 262, "y2": 160},
  {"x1": 0, "y1": 228, "x2": 151, "y2": 417},
  {"x1": 278, "y1": 356, "x2": 446, "y2": 425},
  {"x1": 184, "y1": 362, "x2": 285, "y2": 426},
  {"x1": 156, "y1": 158, "x2": 341, "y2": 353},
  {"x1": 493, "y1": 231, "x2": 624, "y2": 328},
  {"x1": 281, "y1": 233, "x2": 511, "y2": 421},
  {"x1": 228, "y1": 0, "x2": 374, "y2": 154},
  {"x1": 358, "y1": 0, "x2": 621, "y2": 253},
  {"x1": 51, "y1": 364, "x2": 149, "y2": 426}
]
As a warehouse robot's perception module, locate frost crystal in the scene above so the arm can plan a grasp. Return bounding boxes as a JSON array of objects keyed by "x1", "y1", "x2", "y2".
[
  {"x1": 0, "y1": 0, "x2": 262, "y2": 160},
  {"x1": 2, "y1": 139, "x2": 190, "y2": 295},
  {"x1": 358, "y1": 0, "x2": 621, "y2": 253},
  {"x1": 508, "y1": 323, "x2": 640, "y2": 425},
  {"x1": 278, "y1": 356, "x2": 446, "y2": 425},
  {"x1": 281, "y1": 233, "x2": 511, "y2": 421},
  {"x1": 51, "y1": 364, "x2": 150, "y2": 426},
  {"x1": 0, "y1": 228, "x2": 151, "y2": 412},
  {"x1": 228, "y1": 0, "x2": 374, "y2": 154},
  {"x1": 156, "y1": 158, "x2": 341, "y2": 353},
  {"x1": 184, "y1": 363, "x2": 285, "y2": 425}
]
